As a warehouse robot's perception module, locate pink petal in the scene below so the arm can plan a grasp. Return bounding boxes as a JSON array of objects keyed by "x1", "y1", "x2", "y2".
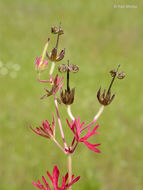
[
  {"x1": 83, "y1": 141, "x2": 101, "y2": 153},
  {"x1": 53, "y1": 165, "x2": 59, "y2": 188},
  {"x1": 32, "y1": 181, "x2": 42, "y2": 189},
  {"x1": 42, "y1": 176, "x2": 51, "y2": 190},
  {"x1": 80, "y1": 125, "x2": 99, "y2": 141},
  {"x1": 66, "y1": 119, "x2": 72, "y2": 129},
  {"x1": 46, "y1": 171, "x2": 53, "y2": 182},
  {"x1": 38, "y1": 79, "x2": 52, "y2": 83},
  {"x1": 81, "y1": 119, "x2": 97, "y2": 132},
  {"x1": 66, "y1": 176, "x2": 80, "y2": 189}
]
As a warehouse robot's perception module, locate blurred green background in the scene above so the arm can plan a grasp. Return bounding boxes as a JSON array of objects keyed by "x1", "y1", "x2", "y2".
[{"x1": 0, "y1": 0, "x2": 143, "y2": 189}]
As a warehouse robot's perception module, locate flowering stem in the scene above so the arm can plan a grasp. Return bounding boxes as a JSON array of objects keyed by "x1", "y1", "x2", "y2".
[
  {"x1": 67, "y1": 105, "x2": 75, "y2": 120},
  {"x1": 68, "y1": 154, "x2": 72, "y2": 190},
  {"x1": 93, "y1": 105, "x2": 104, "y2": 121},
  {"x1": 54, "y1": 98, "x2": 68, "y2": 149},
  {"x1": 52, "y1": 138, "x2": 66, "y2": 153},
  {"x1": 49, "y1": 62, "x2": 55, "y2": 75}
]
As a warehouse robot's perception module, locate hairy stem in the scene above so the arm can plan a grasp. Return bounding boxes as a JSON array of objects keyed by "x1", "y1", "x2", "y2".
[
  {"x1": 54, "y1": 98, "x2": 68, "y2": 149},
  {"x1": 67, "y1": 105, "x2": 75, "y2": 120},
  {"x1": 68, "y1": 154, "x2": 72, "y2": 190},
  {"x1": 93, "y1": 105, "x2": 104, "y2": 121}
]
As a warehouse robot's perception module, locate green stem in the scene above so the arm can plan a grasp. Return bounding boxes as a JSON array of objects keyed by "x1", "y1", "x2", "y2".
[
  {"x1": 93, "y1": 105, "x2": 104, "y2": 121},
  {"x1": 68, "y1": 154, "x2": 72, "y2": 190},
  {"x1": 67, "y1": 105, "x2": 75, "y2": 120},
  {"x1": 49, "y1": 62, "x2": 55, "y2": 75}
]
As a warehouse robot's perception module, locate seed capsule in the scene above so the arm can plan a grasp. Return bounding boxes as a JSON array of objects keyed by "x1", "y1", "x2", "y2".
[
  {"x1": 117, "y1": 72, "x2": 125, "y2": 79},
  {"x1": 58, "y1": 29, "x2": 64, "y2": 35},
  {"x1": 97, "y1": 88, "x2": 115, "y2": 106},
  {"x1": 51, "y1": 26, "x2": 58, "y2": 34},
  {"x1": 68, "y1": 64, "x2": 79, "y2": 73},
  {"x1": 60, "y1": 88, "x2": 75, "y2": 105},
  {"x1": 110, "y1": 69, "x2": 116, "y2": 77},
  {"x1": 58, "y1": 64, "x2": 68, "y2": 73}
]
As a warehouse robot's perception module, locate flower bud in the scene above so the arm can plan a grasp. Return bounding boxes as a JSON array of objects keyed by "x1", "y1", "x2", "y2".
[{"x1": 35, "y1": 56, "x2": 48, "y2": 72}]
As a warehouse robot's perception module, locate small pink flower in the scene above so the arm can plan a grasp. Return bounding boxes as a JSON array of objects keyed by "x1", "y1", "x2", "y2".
[
  {"x1": 66, "y1": 117, "x2": 101, "y2": 153},
  {"x1": 35, "y1": 56, "x2": 48, "y2": 72},
  {"x1": 30, "y1": 114, "x2": 55, "y2": 138},
  {"x1": 40, "y1": 74, "x2": 64, "y2": 99},
  {"x1": 32, "y1": 165, "x2": 80, "y2": 190}
]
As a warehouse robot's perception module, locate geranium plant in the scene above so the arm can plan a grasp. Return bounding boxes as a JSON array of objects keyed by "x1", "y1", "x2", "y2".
[{"x1": 30, "y1": 23, "x2": 125, "y2": 190}]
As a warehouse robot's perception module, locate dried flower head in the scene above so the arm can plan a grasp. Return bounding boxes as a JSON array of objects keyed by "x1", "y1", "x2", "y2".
[
  {"x1": 97, "y1": 88, "x2": 115, "y2": 106},
  {"x1": 47, "y1": 48, "x2": 65, "y2": 62},
  {"x1": 60, "y1": 88, "x2": 75, "y2": 105}
]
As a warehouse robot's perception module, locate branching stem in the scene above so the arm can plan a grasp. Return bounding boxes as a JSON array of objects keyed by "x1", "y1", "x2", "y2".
[
  {"x1": 68, "y1": 154, "x2": 72, "y2": 190},
  {"x1": 54, "y1": 98, "x2": 68, "y2": 149}
]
